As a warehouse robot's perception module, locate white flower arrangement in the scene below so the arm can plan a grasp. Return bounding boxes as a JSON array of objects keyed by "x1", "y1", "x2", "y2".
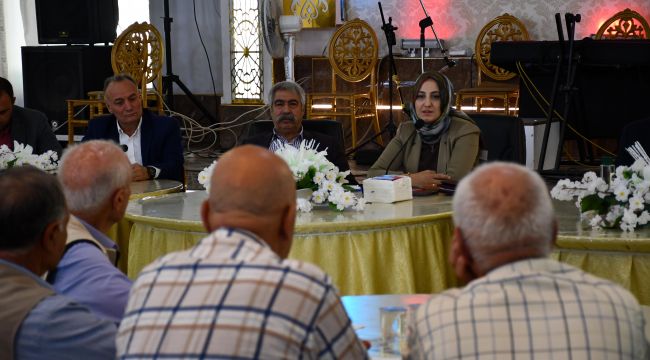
[
  {"x1": 273, "y1": 139, "x2": 364, "y2": 212},
  {"x1": 196, "y1": 140, "x2": 364, "y2": 213},
  {"x1": 0, "y1": 141, "x2": 58, "y2": 172},
  {"x1": 197, "y1": 160, "x2": 217, "y2": 193},
  {"x1": 550, "y1": 158, "x2": 650, "y2": 232}
]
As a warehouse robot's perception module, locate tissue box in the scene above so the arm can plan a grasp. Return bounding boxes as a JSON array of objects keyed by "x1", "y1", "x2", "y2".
[{"x1": 363, "y1": 175, "x2": 413, "y2": 203}]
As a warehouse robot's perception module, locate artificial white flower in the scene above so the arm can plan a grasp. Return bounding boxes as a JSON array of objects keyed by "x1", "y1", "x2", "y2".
[
  {"x1": 312, "y1": 189, "x2": 328, "y2": 204},
  {"x1": 197, "y1": 160, "x2": 217, "y2": 193},
  {"x1": 552, "y1": 161, "x2": 650, "y2": 231},
  {"x1": 589, "y1": 214, "x2": 602, "y2": 229},
  {"x1": 629, "y1": 196, "x2": 645, "y2": 211},
  {"x1": 0, "y1": 141, "x2": 58, "y2": 172},
  {"x1": 297, "y1": 198, "x2": 313, "y2": 212},
  {"x1": 273, "y1": 140, "x2": 363, "y2": 212},
  {"x1": 313, "y1": 172, "x2": 326, "y2": 185},
  {"x1": 639, "y1": 211, "x2": 650, "y2": 225},
  {"x1": 614, "y1": 185, "x2": 631, "y2": 202}
]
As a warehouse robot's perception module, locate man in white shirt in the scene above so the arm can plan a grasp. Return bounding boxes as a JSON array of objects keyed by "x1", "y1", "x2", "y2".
[
  {"x1": 83, "y1": 74, "x2": 184, "y2": 182},
  {"x1": 407, "y1": 162, "x2": 648, "y2": 359}
]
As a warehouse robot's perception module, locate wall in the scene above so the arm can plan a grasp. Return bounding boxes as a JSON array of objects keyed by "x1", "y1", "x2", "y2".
[
  {"x1": 292, "y1": 0, "x2": 650, "y2": 56},
  {"x1": 150, "y1": 0, "x2": 223, "y2": 96}
]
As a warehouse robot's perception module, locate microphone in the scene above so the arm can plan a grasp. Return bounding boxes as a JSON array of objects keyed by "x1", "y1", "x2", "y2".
[
  {"x1": 384, "y1": 107, "x2": 421, "y2": 175},
  {"x1": 120, "y1": 144, "x2": 128, "y2": 152}
]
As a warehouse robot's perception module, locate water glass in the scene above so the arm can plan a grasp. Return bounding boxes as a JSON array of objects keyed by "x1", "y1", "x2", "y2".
[{"x1": 379, "y1": 306, "x2": 406, "y2": 352}]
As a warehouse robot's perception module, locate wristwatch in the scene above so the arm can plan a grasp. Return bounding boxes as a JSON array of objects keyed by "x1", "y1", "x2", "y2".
[{"x1": 146, "y1": 166, "x2": 156, "y2": 180}]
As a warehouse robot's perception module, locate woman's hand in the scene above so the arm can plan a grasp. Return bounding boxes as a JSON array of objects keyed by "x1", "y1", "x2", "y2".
[{"x1": 408, "y1": 170, "x2": 451, "y2": 191}]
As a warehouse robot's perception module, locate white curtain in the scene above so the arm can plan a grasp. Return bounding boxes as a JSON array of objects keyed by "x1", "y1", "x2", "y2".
[{"x1": 0, "y1": 0, "x2": 7, "y2": 78}]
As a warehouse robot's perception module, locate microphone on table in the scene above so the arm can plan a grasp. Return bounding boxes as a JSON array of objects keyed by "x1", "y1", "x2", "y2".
[
  {"x1": 120, "y1": 144, "x2": 128, "y2": 152},
  {"x1": 384, "y1": 105, "x2": 422, "y2": 175}
]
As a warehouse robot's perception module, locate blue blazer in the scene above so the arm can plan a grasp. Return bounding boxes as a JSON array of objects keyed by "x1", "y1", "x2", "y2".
[{"x1": 83, "y1": 109, "x2": 184, "y2": 182}]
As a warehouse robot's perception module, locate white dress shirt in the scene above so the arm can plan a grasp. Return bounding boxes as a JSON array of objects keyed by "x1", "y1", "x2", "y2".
[
  {"x1": 116, "y1": 118, "x2": 160, "y2": 178},
  {"x1": 117, "y1": 118, "x2": 143, "y2": 165}
]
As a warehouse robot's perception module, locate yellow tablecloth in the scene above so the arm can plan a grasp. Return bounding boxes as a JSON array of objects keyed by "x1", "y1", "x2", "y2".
[
  {"x1": 551, "y1": 199, "x2": 650, "y2": 305},
  {"x1": 124, "y1": 191, "x2": 650, "y2": 304},
  {"x1": 125, "y1": 192, "x2": 459, "y2": 295},
  {"x1": 108, "y1": 179, "x2": 184, "y2": 273}
]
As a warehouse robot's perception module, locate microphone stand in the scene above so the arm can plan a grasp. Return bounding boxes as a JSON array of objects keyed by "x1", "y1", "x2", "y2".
[
  {"x1": 417, "y1": 0, "x2": 455, "y2": 72},
  {"x1": 345, "y1": 1, "x2": 399, "y2": 156},
  {"x1": 419, "y1": 17, "x2": 433, "y2": 73}
]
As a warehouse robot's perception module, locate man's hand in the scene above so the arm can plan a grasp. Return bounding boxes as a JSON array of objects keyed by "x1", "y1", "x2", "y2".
[
  {"x1": 409, "y1": 170, "x2": 451, "y2": 191},
  {"x1": 131, "y1": 164, "x2": 149, "y2": 181}
]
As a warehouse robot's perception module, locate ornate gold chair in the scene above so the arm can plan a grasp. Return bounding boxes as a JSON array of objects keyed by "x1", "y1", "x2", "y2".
[
  {"x1": 596, "y1": 8, "x2": 650, "y2": 39},
  {"x1": 455, "y1": 14, "x2": 529, "y2": 116},
  {"x1": 66, "y1": 22, "x2": 164, "y2": 143},
  {"x1": 306, "y1": 18, "x2": 382, "y2": 149}
]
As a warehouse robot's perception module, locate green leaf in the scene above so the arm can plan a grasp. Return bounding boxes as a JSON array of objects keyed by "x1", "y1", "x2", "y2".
[{"x1": 580, "y1": 194, "x2": 613, "y2": 214}]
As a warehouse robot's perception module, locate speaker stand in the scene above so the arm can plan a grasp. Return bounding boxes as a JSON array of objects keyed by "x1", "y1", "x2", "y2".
[{"x1": 161, "y1": 0, "x2": 218, "y2": 126}]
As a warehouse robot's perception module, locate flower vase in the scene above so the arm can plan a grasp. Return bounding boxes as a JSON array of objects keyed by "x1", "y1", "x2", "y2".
[
  {"x1": 579, "y1": 210, "x2": 598, "y2": 229},
  {"x1": 296, "y1": 188, "x2": 313, "y2": 201}
]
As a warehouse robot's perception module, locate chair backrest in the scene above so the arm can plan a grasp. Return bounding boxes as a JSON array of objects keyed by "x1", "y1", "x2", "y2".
[
  {"x1": 247, "y1": 120, "x2": 345, "y2": 147},
  {"x1": 111, "y1": 22, "x2": 164, "y2": 108},
  {"x1": 475, "y1": 14, "x2": 529, "y2": 83},
  {"x1": 470, "y1": 113, "x2": 525, "y2": 163},
  {"x1": 596, "y1": 8, "x2": 650, "y2": 39},
  {"x1": 327, "y1": 19, "x2": 379, "y2": 89}
]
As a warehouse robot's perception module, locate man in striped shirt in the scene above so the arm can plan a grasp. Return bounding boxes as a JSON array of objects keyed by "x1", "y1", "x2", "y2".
[
  {"x1": 117, "y1": 145, "x2": 367, "y2": 359},
  {"x1": 408, "y1": 162, "x2": 648, "y2": 359}
]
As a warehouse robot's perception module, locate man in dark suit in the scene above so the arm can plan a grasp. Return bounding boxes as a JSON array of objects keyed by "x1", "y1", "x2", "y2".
[
  {"x1": 0, "y1": 77, "x2": 62, "y2": 156},
  {"x1": 83, "y1": 74, "x2": 184, "y2": 182},
  {"x1": 242, "y1": 81, "x2": 355, "y2": 184}
]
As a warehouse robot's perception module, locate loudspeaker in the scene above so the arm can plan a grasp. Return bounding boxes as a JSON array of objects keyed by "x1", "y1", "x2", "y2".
[
  {"x1": 22, "y1": 46, "x2": 113, "y2": 131},
  {"x1": 35, "y1": 0, "x2": 119, "y2": 44}
]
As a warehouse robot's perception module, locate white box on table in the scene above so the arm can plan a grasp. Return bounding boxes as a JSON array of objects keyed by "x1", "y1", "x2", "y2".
[{"x1": 363, "y1": 175, "x2": 413, "y2": 203}]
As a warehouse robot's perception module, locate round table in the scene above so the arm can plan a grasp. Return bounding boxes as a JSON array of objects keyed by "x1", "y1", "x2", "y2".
[
  {"x1": 111, "y1": 179, "x2": 184, "y2": 272},
  {"x1": 552, "y1": 199, "x2": 650, "y2": 305},
  {"x1": 125, "y1": 191, "x2": 459, "y2": 295},
  {"x1": 123, "y1": 191, "x2": 650, "y2": 304}
]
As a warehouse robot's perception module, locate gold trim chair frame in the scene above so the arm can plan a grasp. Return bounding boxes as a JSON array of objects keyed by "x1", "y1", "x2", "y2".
[
  {"x1": 596, "y1": 8, "x2": 650, "y2": 39},
  {"x1": 307, "y1": 18, "x2": 383, "y2": 149},
  {"x1": 66, "y1": 22, "x2": 165, "y2": 143},
  {"x1": 455, "y1": 14, "x2": 529, "y2": 116}
]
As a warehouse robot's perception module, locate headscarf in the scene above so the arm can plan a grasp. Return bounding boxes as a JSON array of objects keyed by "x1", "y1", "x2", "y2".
[{"x1": 407, "y1": 71, "x2": 455, "y2": 145}]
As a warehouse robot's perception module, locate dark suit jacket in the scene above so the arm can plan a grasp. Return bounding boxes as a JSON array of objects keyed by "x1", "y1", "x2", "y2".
[
  {"x1": 10, "y1": 106, "x2": 62, "y2": 156},
  {"x1": 617, "y1": 117, "x2": 650, "y2": 166},
  {"x1": 83, "y1": 109, "x2": 184, "y2": 182},
  {"x1": 243, "y1": 130, "x2": 357, "y2": 184}
]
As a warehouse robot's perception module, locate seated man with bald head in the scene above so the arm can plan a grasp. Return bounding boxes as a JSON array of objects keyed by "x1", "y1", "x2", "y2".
[
  {"x1": 117, "y1": 145, "x2": 367, "y2": 358},
  {"x1": 49, "y1": 140, "x2": 133, "y2": 323},
  {"x1": 407, "y1": 162, "x2": 648, "y2": 359}
]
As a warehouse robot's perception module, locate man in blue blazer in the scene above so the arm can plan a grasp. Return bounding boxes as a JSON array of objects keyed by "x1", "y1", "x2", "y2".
[{"x1": 83, "y1": 74, "x2": 184, "y2": 183}]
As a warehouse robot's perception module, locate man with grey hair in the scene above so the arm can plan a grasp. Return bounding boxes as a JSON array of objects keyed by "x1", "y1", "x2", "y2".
[
  {"x1": 407, "y1": 162, "x2": 647, "y2": 359},
  {"x1": 243, "y1": 80, "x2": 356, "y2": 183},
  {"x1": 83, "y1": 74, "x2": 184, "y2": 182},
  {"x1": 49, "y1": 140, "x2": 133, "y2": 323},
  {"x1": 0, "y1": 166, "x2": 116, "y2": 358}
]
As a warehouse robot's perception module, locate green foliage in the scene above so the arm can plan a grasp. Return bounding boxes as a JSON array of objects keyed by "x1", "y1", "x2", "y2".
[
  {"x1": 296, "y1": 167, "x2": 318, "y2": 190},
  {"x1": 580, "y1": 193, "x2": 618, "y2": 214}
]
